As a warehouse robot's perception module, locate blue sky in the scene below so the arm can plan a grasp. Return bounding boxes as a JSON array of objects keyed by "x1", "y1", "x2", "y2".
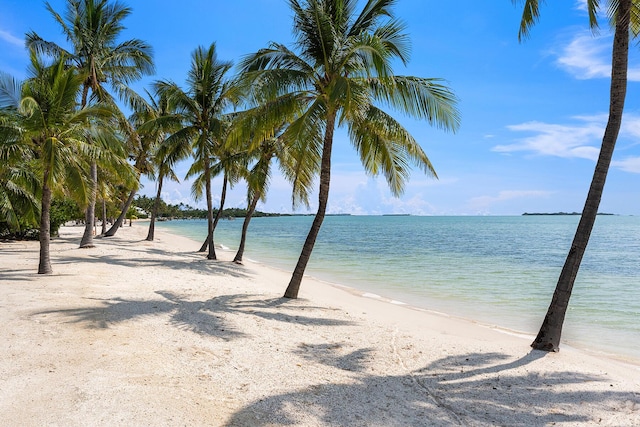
[{"x1": 2, "y1": 0, "x2": 640, "y2": 215}]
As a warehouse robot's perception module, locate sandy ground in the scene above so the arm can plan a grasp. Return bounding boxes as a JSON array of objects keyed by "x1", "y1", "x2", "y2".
[{"x1": 1, "y1": 222, "x2": 639, "y2": 426}]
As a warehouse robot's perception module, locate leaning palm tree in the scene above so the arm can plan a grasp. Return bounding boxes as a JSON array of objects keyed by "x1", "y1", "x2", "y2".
[
  {"x1": 27, "y1": 0, "x2": 154, "y2": 248},
  {"x1": 240, "y1": 0, "x2": 460, "y2": 298},
  {"x1": 514, "y1": 0, "x2": 640, "y2": 352},
  {"x1": 190, "y1": 136, "x2": 248, "y2": 258},
  {"x1": 156, "y1": 43, "x2": 242, "y2": 260},
  {"x1": 1, "y1": 52, "x2": 116, "y2": 273},
  {"x1": 228, "y1": 114, "x2": 310, "y2": 264},
  {"x1": 145, "y1": 146, "x2": 180, "y2": 241},
  {"x1": 136, "y1": 91, "x2": 183, "y2": 241},
  {"x1": 232, "y1": 135, "x2": 286, "y2": 264}
]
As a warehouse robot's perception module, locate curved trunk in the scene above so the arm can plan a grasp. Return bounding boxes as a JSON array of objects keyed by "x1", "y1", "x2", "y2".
[
  {"x1": 233, "y1": 192, "x2": 260, "y2": 264},
  {"x1": 100, "y1": 198, "x2": 107, "y2": 235},
  {"x1": 198, "y1": 236, "x2": 208, "y2": 252},
  {"x1": 531, "y1": 0, "x2": 630, "y2": 352},
  {"x1": 204, "y1": 161, "x2": 216, "y2": 259},
  {"x1": 104, "y1": 189, "x2": 136, "y2": 237},
  {"x1": 80, "y1": 162, "x2": 97, "y2": 248},
  {"x1": 38, "y1": 176, "x2": 52, "y2": 274},
  {"x1": 146, "y1": 175, "x2": 164, "y2": 241},
  {"x1": 208, "y1": 174, "x2": 228, "y2": 260},
  {"x1": 284, "y1": 113, "x2": 336, "y2": 299}
]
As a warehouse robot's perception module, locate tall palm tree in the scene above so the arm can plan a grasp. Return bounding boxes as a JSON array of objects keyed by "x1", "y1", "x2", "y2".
[
  {"x1": 240, "y1": 0, "x2": 460, "y2": 298},
  {"x1": 1, "y1": 52, "x2": 115, "y2": 273},
  {"x1": 27, "y1": 0, "x2": 154, "y2": 248},
  {"x1": 514, "y1": 0, "x2": 639, "y2": 352},
  {"x1": 156, "y1": 43, "x2": 242, "y2": 260}
]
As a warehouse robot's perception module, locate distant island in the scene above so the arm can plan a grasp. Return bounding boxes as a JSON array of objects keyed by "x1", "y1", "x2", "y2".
[{"x1": 522, "y1": 212, "x2": 615, "y2": 216}]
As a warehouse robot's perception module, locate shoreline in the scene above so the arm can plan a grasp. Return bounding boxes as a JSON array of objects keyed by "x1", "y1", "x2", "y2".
[
  {"x1": 209, "y1": 229, "x2": 640, "y2": 368},
  {"x1": 1, "y1": 222, "x2": 639, "y2": 425},
  {"x1": 155, "y1": 215, "x2": 640, "y2": 365}
]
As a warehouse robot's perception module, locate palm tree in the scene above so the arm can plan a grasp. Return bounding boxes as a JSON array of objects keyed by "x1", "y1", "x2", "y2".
[
  {"x1": 229, "y1": 116, "x2": 307, "y2": 264},
  {"x1": 0, "y1": 78, "x2": 40, "y2": 233},
  {"x1": 190, "y1": 134, "x2": 248, "y2": 258},
  {"x1": 156, "y1": 43, "x2": 242, "y2": 260},
  {"x1": 145, "y1": 146, "x2": 179, "y2": 241},
  {"x1": 514, "y1": 0, "x2": 639, "y2": 352},
  {"x1": 0, "y1": 151, "x2": 40, "y2": 235},
  {"x1": 27, "y1": 0, "x2": 154, "y2": 248},
  {"x1": 240, "y1": 0, "x2": 460, "y2": 298},
  {"x1": 1, "y1": 52, "x2": 115, "y2": 273},
  {"x1": 231, "y1": 136, "x2": 281, "y2": 264},
  {"x1": 134, "y1": 91, "x2": 183, "y2": 241}
]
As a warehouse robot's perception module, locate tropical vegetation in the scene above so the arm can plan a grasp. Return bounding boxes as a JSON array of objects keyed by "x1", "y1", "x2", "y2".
[
  {"x1": 27, "y1": 0, "x2": 154, "y2": 247},
  {"x1": 238, "y1": 0, "x2": 460, "y2": 298},
  {"x1": 1, "y1": 0, "x2": 455, "y2": 290}
]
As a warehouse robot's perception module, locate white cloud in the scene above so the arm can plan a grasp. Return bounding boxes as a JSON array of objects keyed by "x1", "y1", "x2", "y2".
[
  {"x1": 612, "y1": 157, "x2": 640, "y2": 173},
  {"x1": 574, "y1": 0, "x2": 588, "y2": 12},
  {"x1": 0, "y1": 29, "x2": 24, "y2": 49},
  {"x1": 555, "y1": 32, "x2": 640, "y2": 81},
  {"x1": 469, "y1": 190, "x2": 553, "y2": 210},
  {"x1": 494, "y1": 117, "x2": 604, "y2": 160}
]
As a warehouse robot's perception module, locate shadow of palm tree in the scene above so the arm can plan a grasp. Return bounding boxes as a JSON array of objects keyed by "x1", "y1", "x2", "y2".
[
  {"x1": 224, "y1": 349, "x2": 637, "y2": 426},
  {"x1": 294, "y1": 343, "x2": 375, "y2": 373},
  {"x1": 33, "y1": 292, "x2": 354, "y2": 341},
  {"x1": 55, "y1": 253, "x2": 251, "y2": 278}
]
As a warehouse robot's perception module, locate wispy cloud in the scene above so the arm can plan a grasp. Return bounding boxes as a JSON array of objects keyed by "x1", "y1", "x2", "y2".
[
  {"x1": 555, "y1": 32, "x2": 640, "y2": 81},
  {"x1": 494, "y1": 117, "x2": 604, "y2": 160},
  {"x1": 495, "y1": 113, "x2": 640, "y2": 165},
  {"x1": 612, "y1": 157, "x2": 640, "y2": 173},
  {"x1": 469, "y1": 190, "x2": 552, "y2": 210},
  {"x1": 0, "y1": 28, "x2": 24, "y2": 49}
]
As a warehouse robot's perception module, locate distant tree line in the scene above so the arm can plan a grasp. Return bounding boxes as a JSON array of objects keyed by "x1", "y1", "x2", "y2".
[{"x1": 132, "y1": 195, "x2": 282, "y2": 219}]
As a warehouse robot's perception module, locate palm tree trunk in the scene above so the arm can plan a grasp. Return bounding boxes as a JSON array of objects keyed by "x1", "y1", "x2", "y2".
[
  {"x1": 38, "y1": 178, "x2": 53, "y2": 274},
  {"x1": 199, "y1": 236, "x2": 208, "y2": 252},
  {"x1": 101, "y1": 198, "x2": 107, "y2": 235},
  {"x1": 531, "y1": 0, "x2": 630, "y2": 352},
  {"x1": 284, "y1": 113, "x2": 336, "y2": 298},
  {"x1": 233, "y1": 192, "x2": 260, "y2": 264},
  {"x1": 204, "y1": 161, "x2": 216, "y2": 259},
  {"x1": 104, "y1": 189, "x2": 136, "y2": 237},
  {"x1": 80, "y1": 161, "x2": 97, "y2": 248},
  {"x1": 146, "y1": 175, "x2": 164, "y2": 241},
  {"x1": 208, "y1": 174, "x2": 228, "y2": 259}
]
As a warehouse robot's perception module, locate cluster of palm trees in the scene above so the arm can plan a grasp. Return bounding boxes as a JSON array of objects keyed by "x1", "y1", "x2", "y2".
[
  {"x1": 0, "y1": 0, "x2": 460, "y2": 292},
  {"x1": 1, "y1": 0, "x2": 637, "y2": 355}
]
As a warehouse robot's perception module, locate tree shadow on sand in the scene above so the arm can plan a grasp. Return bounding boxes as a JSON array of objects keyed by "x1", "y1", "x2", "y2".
[
  {"x1": 224, "y1": 349, "x2": 639, "y2": 426},
  {"x1": 32, "y1": 292, "x2": 354, "y2": 341}
]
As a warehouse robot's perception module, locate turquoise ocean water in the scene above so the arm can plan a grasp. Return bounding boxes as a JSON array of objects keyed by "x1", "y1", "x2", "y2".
[{"x1": 156, "y1": 215, "x2": 640, "y2": 362}]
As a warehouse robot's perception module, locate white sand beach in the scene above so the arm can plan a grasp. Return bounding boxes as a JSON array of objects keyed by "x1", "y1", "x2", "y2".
[{"x1": 1, "y1": 223, "x2": 639, "y2": 426}]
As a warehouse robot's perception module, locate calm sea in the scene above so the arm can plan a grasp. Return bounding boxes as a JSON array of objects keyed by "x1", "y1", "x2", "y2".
[{"x1": 156, "y1": 215, "x2": 640, "y2": 362}]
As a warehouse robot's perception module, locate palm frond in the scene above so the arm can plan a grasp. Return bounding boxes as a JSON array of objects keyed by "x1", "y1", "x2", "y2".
[
  {"x1": 349, "y1": 105, "x2": 435, "y2": 196},
  {"x1": 367, "y1": 76, "x2": 460, "y2": 131},
  {"x1": 0, "y1": 72, "x2": 23, "y2": 110}
]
